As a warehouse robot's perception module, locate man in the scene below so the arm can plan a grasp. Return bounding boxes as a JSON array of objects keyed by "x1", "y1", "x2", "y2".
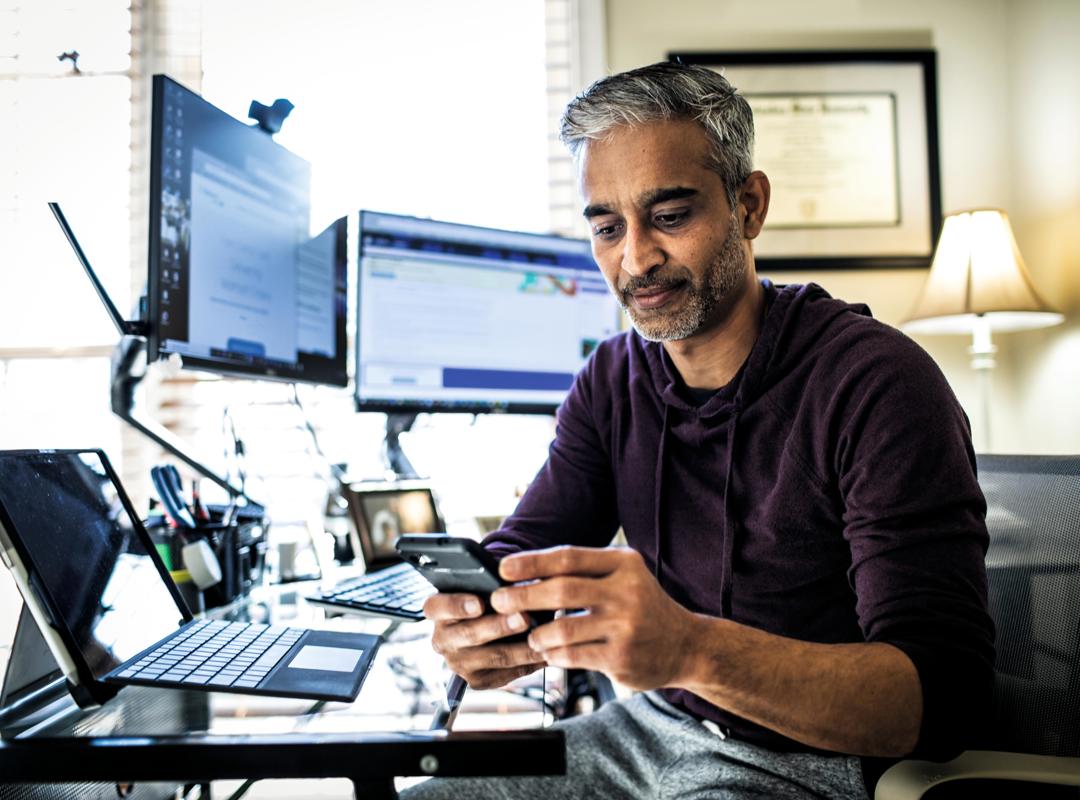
[{"x1": 407, "y1": 61, "x2": 994, "y2": 799}]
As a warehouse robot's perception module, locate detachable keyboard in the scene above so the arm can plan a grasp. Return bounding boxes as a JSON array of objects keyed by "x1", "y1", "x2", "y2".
[
  {"x1": 309, "y1": 562, "x2": 435, "y2": 621},
  {"x1": 112, "y1": 619, "x2": 305, "y2": 689}
]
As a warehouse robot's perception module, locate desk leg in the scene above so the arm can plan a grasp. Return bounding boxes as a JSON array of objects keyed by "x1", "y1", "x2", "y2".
[{"x1": 351, "y1": 778, "x2": 398, "y2": 800}]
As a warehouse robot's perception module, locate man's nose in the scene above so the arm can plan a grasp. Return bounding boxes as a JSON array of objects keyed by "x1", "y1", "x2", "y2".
[{"x1": 621, "y1": 223, "x2": 664, "y2": 278}]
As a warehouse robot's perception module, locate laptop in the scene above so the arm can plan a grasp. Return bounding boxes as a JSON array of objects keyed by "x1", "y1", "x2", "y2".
[
  {"x1": 309, "y1": 483, "x2": 440, "y2": 621},
  {"x1": 0, "y1": 449, "x2": 381, "y2": 708}
]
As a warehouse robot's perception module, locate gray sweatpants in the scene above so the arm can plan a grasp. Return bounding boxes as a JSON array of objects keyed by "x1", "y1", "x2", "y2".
[{"x1": 401, "y1": 691, "x2": 870, "y2": 799}]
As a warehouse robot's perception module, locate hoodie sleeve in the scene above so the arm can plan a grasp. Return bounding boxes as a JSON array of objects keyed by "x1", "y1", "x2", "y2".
[
  {"x1": 482, "y1": 346, "x2": 621, "y2": 560},
  {"x1": 834, "y1": 329, "x2": 995, "y2": 761}
]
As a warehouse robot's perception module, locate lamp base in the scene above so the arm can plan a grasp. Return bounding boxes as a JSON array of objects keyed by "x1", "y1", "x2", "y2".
[{"x1": 969, "y1": 315, "x2": 995, "y2": 452}]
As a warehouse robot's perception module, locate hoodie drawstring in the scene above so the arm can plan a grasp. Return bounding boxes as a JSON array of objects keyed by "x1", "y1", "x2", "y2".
[
  {"x1": 652, "y1": 404, "x2": 671, "y2": 585},
  {"x1": 718, "y1": 411, "x2": 739, "y2": 618}
]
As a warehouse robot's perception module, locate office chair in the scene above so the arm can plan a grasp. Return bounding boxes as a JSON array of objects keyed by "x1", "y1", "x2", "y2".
[{"x1": 876, "y1": 454, "x2": 1080, "y2": 799}]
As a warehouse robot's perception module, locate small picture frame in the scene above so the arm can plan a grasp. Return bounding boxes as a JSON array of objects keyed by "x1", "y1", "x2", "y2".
[
  {"x1": 670, "y1": 50, "x2": 942, "y2": 270},
  {"x1": 342, "y1": 482, "x2": 445, "y2": 568}
]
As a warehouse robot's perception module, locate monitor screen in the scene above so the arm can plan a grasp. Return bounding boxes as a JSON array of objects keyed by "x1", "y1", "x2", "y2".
[
  {"x1": 355, "y1": 211, "x2": 619, "y2": 413},
  {"x1": 0, "y1": 450, "x2": 187, "y2": 682},
  {"x1": 148, "y1": 75, "x2": 348, "y2": 387}
]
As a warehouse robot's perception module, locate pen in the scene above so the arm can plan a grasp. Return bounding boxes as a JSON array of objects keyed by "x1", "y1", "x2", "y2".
[{"x1": 192, "y1": 479, "x2": 211, "y2": 523}]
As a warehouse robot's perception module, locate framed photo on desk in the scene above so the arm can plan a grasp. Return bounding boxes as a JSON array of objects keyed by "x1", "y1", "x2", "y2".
[{"x1": 670, "y1": 50, "x2": 942, "y2": 270}]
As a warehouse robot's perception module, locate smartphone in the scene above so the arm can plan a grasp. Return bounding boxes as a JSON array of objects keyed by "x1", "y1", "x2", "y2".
[
  {"x1": 396, "y1": 534, "x2": 507, "y2": 599},
  {"x1": 395, "y1": 534, "x2": 533, "y2": 641}
]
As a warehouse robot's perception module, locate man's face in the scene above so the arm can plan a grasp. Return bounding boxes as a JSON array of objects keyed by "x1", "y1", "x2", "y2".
[{"x1": 579, "y1": 119, "x2": 750, "y2": 342}]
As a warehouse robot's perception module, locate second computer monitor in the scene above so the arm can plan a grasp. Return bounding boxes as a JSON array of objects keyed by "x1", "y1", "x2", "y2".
[
  {"x1": 355, "y1": 211, "x2": 620, "y2": 413},
  {"x1": 148, "y1": 75, "x2": 348, "y2": 387}
]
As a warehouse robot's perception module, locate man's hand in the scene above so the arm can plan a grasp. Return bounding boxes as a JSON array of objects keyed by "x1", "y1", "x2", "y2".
[
  {"x1": 423, "y1": 592, "x2": 547, "y2": 690},
  {"x1": 489, "y1": 545, "x2": 922, "y2": 756},
  {"x1": 491, "y1": 545, "x2": 696, "y2": 690}
]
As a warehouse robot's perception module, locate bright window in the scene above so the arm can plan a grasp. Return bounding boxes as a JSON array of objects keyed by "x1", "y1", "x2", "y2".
[
  {"x1": 0, "y1": 0, "x2": 131, "y2": 453},
  {"x1": 199, "y1": 0, "x2": 550, "y2": 235}
]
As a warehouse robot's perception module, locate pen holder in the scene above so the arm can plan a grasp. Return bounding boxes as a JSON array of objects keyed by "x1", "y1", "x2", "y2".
[
  {"x1": 199, "y1": 508, "x2": 269, "y2": 608},
  {"x1": 152, "y1": 507, "x2": 269, "y2": 610}
]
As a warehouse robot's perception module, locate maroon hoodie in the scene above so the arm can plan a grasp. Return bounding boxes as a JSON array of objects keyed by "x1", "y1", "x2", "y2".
[{"x1": 485, "y1": 280, "x2": 994, "y2": 762}]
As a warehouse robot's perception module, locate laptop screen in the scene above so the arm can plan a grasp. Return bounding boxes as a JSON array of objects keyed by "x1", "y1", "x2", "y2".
[{"x1": 0, "y1": 451, "x2": 186, "y2": 680}]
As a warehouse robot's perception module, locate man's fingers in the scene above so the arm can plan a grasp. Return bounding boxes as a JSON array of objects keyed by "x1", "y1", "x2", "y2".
[
  {"x1": 465, "y1": 663, "x2": 547, "y2": 691},
  {"x1": 452, "y1": 642, "x2": 546, "y2": 675},
  {"x1": 535, "y1": 643, "x2": 607, "y2": 672},
  {"x1": 432, "y1": 611, "x2": 532, "y2": 651},
  {"x1": 527, "y1": 612, "x2": 605, "y2": 652},
  {"x1": 500, "y1": 545, "x2": 629, "y2": 582},
  {"x1": 491, "y1": 575, "x2": 605, "y2": 614},
  {"x1": 423, "y1": 592, "x2": 485, "y2": 622}
]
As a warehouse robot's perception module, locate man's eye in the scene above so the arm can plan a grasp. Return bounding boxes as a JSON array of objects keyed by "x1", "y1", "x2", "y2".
[
  {"x1": 592, "y1": 222, "x2": 622, "y2": 239},
  {"x1": 655, "y1": 211, "x2": 688, "y2": 228}
]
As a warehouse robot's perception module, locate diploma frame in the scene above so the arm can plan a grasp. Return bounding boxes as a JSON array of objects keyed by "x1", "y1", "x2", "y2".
[{"x1": 669, "y1": 50, "x2": 942, "y2": 270}]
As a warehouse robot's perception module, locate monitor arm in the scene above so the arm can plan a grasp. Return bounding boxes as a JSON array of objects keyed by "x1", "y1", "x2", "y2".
[
  {"x1": 110, "y1": 336, "x2": 256, "y2": 505},
  {"x1": 49, "y1": 202, "x2": 260, "y2": 508},
  {"x1": 384, "y1": 412, "x2": 420, "y2": 480}
]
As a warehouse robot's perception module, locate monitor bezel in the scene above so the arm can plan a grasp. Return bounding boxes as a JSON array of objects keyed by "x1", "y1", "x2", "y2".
[
  {"x1": 0, "y1": 448, "x2": 193, "y2": 705},
  {"x1": 353, "y1": 209, "x2": 613, "y2": 415},
  {"x1": 147, "y1": 74, "x2": 349, "y2": 388}
]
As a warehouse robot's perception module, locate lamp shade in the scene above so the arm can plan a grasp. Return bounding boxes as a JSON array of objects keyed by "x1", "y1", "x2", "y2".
[{"x1": 903, "y1": 209, "x2": 1064, "y2": 334}]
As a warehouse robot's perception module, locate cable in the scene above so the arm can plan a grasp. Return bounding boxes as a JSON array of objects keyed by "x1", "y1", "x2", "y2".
[
  {"x1": 221, "y1": 405, "x2": 248, "y2": 495},
  {"x1": 223, "y1": 779, "x2": 255, "y2": 800},
  {"x1": 542, "y1": 665, "x2": 548, "y2": 727},
  {"x1": 290, "y1": 383, "x2": 347, "y2": 485}
]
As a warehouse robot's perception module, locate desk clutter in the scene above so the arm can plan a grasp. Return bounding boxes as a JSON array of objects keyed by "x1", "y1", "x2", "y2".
[
  {"x1": 0, "y1": 449, "x2": 562, "y2": 796},
  {"x1": 0, "y1": 449, "x2": 381, "y2": 710},
  {"x1": 146, "y1": 465, "x2": 268, "y2": 611}
]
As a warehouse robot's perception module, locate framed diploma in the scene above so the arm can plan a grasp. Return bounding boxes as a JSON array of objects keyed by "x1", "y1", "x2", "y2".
[{"x1": 669, "y1": 50, "x2": 941, "y2": 270}]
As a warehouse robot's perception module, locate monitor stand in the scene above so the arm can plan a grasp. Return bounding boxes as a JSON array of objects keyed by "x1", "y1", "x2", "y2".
[{"x1": 383, "y1": 412, "x2": 421, "y2": 480}]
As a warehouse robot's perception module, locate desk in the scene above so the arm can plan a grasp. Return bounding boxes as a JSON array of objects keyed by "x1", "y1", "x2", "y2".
[{"x1": 0, "y1": 584, "x2": 565, "y2": 799}]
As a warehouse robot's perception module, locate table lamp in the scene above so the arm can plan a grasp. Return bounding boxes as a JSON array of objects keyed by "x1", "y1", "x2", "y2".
[{"x1": 903, "y1": 208, "x2": 1064, "y2": 450}]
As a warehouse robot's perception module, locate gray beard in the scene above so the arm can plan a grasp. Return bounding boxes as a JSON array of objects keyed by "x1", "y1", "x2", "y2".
[{"x1": 622, "y1": 215, "x2": 746, "y2": 342}]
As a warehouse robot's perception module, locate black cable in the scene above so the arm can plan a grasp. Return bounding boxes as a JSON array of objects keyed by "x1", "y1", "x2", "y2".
[
  {"x1": 221, "y1": 405, "x2": 248, "y2": 494},
  {"x1": 542, "y1": 665, "x2": 548, "y2": 727},
  {"x1": 290, "y1": 384, "x2": 347, "y2": 484},
  {"x1": 223, "y1": 778, "x2": 256, "y2": 800}
]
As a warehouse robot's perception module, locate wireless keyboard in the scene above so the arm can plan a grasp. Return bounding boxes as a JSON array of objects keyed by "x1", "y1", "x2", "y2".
[{"x1": 310, "y1": 562, "x2": 435, "y2": 621}]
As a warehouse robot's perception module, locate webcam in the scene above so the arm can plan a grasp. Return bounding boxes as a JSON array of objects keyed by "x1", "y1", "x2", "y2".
[{"x1": 248, "y1": 97, "x2": 295, "y2": 136}]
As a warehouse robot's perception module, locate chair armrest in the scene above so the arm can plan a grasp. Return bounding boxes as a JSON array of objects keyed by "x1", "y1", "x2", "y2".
[{"x1": 875, "y1": 751, "x2": 1080, "y2": 800}]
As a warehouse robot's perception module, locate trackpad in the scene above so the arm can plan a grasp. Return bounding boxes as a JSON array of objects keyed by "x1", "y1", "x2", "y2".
[
  {"x1": 288, "y1": 645, "x2": 363, "y2": 673},
  {"x1": 260, "y1": 629, "x2": 380, "y2": 702}
]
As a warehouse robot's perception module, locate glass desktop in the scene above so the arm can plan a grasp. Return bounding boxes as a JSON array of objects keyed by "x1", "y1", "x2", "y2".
[{"x1": 0, "y1": 582, "x2": 564, "y2": 797}]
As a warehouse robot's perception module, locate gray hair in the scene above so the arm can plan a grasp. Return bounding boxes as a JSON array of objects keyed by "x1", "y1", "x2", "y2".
[{"x1": 560, "y1": 61, "x2": 754, "y2": 208}]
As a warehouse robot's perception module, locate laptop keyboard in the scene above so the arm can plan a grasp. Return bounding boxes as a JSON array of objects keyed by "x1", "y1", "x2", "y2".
[
  {"x1": 114, "y1": 619, "x2": 303, "y2": 689},
  {"x1": 314, "y1": 562, "x2": 434, "y2": 620}
]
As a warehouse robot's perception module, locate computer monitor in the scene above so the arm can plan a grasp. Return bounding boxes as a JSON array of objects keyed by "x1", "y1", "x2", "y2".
[
  {"x1": 355, "y1": 211, "x2": 620, "y2": 414},
  {"x1": 147, "y1": 75, "x2": 348, "y2": 387}
]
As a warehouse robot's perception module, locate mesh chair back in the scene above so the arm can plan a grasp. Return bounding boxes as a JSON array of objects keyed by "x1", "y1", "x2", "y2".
[{"x1": 977, "y1": 454, "x2": 1080, "y2": 757}]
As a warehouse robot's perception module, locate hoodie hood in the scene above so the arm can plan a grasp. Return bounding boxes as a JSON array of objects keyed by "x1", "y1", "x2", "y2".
[{"x1": 642, "y1": 280, "x2": 872, "y2": 417}]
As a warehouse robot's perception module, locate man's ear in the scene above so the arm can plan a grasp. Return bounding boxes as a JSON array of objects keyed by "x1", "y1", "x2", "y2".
[{"x1": 737, "y1": 171, "x2": 770, "y2": 240}]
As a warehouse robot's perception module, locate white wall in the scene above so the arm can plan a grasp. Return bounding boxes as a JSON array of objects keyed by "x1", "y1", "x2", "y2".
[
  {"x1": 603, "y1": 0, "x2": 1080, "y2": 453},
  {"x1": 1002, "y1": 0, "x2": 1080, "y2": 453}
]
